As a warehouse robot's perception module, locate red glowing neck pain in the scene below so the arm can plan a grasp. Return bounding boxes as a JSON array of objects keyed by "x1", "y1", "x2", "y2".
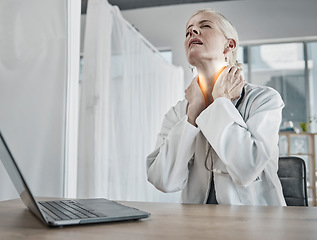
[
  {"x1": 197, "y1": 66, "x2": 227, "y2": 106},
  {"x1": 214, "y1": 66, "x2": 226, "y2": 83}
]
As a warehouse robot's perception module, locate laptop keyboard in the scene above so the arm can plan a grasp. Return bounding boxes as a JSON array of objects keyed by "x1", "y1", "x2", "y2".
[{"x1": 39, "y1": 200, "x2": 104, "y2": 221}]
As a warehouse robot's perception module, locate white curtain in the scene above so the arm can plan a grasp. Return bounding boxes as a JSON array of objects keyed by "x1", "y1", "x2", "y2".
[
  {"x1": 78, "y1": 0, "x2": 184, "y2": 202},
  {"x1": 0, "y1": 0, "x2": 67, "y2": 201}
]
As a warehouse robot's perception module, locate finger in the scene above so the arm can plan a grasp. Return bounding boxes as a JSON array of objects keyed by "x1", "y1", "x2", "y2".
[
  {"x1": 228, "y1": 65, "x2": 237, "y2": 73},
  {"x1": 185, "y1": 93, "x2": 189, "y2": 101},
  {"x1": 228, "y1": 70, "x2": 243, "y2": 85},
  {"x1": 237, "y1": 75, "x2": 245, "y2": 86},
  {"x1": 234, "y1": 69, "x2": 242, "y2": 79},
  {"x1": 228, "y1": 78, "x2": 245, "y2": 95},
  {"x1": 219, "y1": 65, "x2": 237, "y2": 88},
  {"x1": 230, "y1": 70, "x2": 243, "y2": 87},
  {"x1": 235, "y1": 80, "x2": 246, "y2": 97},
  {"x1": 193, "y1": 75, "x2": 199, "y2": 83},
  {"x1": 229, "y1": 75, "x2": 244, "y2": 91},
  {"x1": 227, "y1": 66, "x2": 238, "y2": 83},
  {"x1": 228, "y1": 88, "x2": 243, "y2": 100},
  {"x1": 237, "y1": 78, "x2": 246, "y2": 90}
]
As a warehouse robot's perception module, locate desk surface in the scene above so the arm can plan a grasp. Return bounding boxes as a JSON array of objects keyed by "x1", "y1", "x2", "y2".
[{"x1": 1, "y1": 199, "x2": 317, "y2": 240}]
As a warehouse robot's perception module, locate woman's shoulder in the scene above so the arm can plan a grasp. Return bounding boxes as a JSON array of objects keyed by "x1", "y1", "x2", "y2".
[
  {"x1": 244, "y1": 82, "x2": 280, "y2": 96},
  {"x1": 236, "y1": 83, "x2": 284, "y2": 120},
  {"x1": 244, "y1": 83, "x2": 283, "y2": 102}
]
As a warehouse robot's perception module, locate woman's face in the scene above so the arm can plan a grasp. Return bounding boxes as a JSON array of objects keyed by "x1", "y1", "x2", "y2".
[{"x1": 184, "y1": 12, "x2": 228, "y2": 67}]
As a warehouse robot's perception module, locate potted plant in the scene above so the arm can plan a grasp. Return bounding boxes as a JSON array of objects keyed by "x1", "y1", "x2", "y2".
[{"x1": 300, "y1": 116, "x2": 317, "y2": 132}]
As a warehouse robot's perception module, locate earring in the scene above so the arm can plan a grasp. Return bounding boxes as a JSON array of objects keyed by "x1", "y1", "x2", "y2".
[{"x1": 224, "y1": 56, "x2": 228, "y2": 62}]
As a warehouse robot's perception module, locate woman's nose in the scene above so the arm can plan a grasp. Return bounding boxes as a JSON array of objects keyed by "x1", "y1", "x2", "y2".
[
  {"x1": 192, "y1": 28, "x2": 198, "y2": 34},
  {"x1": 189, "y1": 27, "x2": 199, "y2": 36}
]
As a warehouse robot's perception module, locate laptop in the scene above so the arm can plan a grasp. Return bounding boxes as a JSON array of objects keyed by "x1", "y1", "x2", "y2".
[{"x1": 0, "y1": 131, "x2": 150, "y2": 227}]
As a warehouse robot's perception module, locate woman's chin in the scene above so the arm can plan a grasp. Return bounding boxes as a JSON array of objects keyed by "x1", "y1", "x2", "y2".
[
  {"x1": 187, "y1": 55, "x2": 200, "y2": 67},
  {"x1": 186, "y1": 48, "x2": 202, "y2": 60}
]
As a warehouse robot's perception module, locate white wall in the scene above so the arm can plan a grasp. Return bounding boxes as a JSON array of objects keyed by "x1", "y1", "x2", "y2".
[{"x1": 121, "y1": 0, "x2": 317, "y2": 85}]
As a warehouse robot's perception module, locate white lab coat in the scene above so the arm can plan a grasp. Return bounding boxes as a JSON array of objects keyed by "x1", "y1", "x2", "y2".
[{"x1": 146, "y1": 83, "x2": 286, "y2": 206}]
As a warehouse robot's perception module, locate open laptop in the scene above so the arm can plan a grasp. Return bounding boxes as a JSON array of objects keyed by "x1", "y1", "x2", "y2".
[{"x1": 0, "y1": 131, "x2": 150, "y2": 227}]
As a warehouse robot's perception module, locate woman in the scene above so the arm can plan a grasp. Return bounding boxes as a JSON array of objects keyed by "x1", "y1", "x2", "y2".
[{"x1": 146, "y1": 9, "x2": 286, "y2": 206}]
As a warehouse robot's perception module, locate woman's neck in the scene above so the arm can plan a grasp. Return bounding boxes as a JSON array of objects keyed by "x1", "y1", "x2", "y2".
[{"x1": 196, "y1": 61, "x2": 226, "y2": 106}]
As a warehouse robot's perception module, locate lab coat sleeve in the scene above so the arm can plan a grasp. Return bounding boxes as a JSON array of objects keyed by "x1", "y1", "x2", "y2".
[
  {"x1": 196, "y1": 87, "x2": 284, "y2": 187},
  {"x1": 146, "y1": 100, "x2": 200, "y2": 193}
]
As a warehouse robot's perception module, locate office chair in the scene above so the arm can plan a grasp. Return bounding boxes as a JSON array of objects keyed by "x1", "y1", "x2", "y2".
[{"x1": 277, "y1": 156, "x2": 308, "y2": 206}]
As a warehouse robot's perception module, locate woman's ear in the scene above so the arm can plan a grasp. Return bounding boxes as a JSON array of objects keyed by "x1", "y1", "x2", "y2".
[{"x1": 223, "y1": 39, "x2": 237, "y2": 54}]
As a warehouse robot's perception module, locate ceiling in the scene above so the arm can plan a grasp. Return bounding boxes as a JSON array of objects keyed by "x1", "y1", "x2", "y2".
[{"x1": 81, "y1": 0, "x2": 230, "y2": 13}]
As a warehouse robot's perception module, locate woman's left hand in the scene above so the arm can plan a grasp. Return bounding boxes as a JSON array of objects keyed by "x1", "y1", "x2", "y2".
[
  {"x1": 212, "y1": 65, "x2": 245, "y2": 101},
  {"x1": 185, "y1": 75, "x2": 206, "y2": 126}
]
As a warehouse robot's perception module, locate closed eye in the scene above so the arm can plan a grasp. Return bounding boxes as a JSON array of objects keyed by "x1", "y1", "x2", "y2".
[{"x1": 201, "y1": 25, "x2": 212, "y2": 28}]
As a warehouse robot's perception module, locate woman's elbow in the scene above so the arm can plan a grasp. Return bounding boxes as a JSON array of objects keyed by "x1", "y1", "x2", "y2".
[{"x1": 147, "y1": 170, "x2": 186, "y2": 193}]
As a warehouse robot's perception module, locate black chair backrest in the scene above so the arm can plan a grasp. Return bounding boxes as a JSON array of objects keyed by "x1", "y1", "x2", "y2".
[{"x1": 277, "y1": 156, "x2": 308, "y2": 206}]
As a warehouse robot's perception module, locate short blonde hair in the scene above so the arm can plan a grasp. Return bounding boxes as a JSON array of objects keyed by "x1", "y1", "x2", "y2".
[{"x1": 188, "y1": 9, "x2": 243, "y2": 69}]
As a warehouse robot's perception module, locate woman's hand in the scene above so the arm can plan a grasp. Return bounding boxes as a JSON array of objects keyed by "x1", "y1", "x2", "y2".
[
  {"x1": 185, "y1": 75, "x2": 206, "y2": 126},
  {"x1": 212, "y1": 65, "x2": 245, "y2": 101}
]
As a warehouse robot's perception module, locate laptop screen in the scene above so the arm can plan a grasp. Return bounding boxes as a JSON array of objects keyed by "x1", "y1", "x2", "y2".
[{"x1": 0, "y1": 132, "x2": 46, "y2": 223}]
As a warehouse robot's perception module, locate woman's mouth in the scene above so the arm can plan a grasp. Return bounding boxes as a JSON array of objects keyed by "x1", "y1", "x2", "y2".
[{"x1": 189, "y1": 38, "x2": 203, "y2": 48}]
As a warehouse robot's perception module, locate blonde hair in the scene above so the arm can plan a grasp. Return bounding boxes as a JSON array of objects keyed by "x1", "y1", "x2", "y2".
[{"x1": 188, "y1": 9, "x2": 243, "y2": 69}]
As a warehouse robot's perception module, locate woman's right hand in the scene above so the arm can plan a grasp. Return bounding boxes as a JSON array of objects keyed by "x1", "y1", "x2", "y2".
[
  {"x1": 185, "y1": 75, "x2": 206, "y2": 126},
  {"x1": 212, "y1": 65, "x2": 245, "y2": 101}
]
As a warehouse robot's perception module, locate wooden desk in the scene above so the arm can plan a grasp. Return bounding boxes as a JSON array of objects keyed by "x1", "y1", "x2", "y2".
[{"x1": 1, "y1": 199, "x2": 317, "y2": 240}]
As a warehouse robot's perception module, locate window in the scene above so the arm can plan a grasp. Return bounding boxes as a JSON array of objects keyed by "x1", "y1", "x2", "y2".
[
  {"x1": 241, "y1": 41, "x2": 317, "y2": 131},
  {"x1": 251, "y1": 43, "x2": 306, "y2": 127},
  {"x1": 307, "y1": 42, "x2": 317, "y2": 132}
]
